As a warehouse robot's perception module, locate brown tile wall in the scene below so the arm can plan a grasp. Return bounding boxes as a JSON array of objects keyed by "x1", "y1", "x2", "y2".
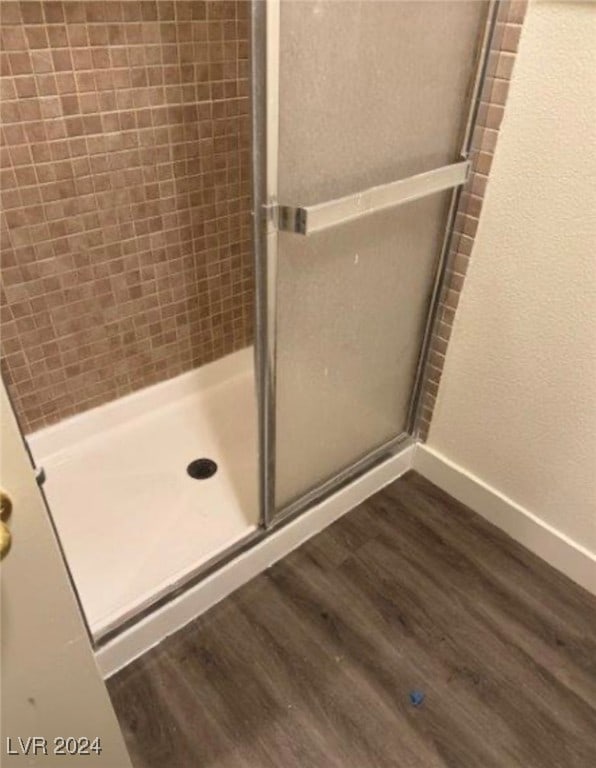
[
  {"x1": 416, "y1": 0, "x2": 527, "y2": 441},
  {"x1": 0, "y1": 1, "x2": 253, "y2": 434}
]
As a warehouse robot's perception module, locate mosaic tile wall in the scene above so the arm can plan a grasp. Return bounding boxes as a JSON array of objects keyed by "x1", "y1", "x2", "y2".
[
  {"x1": 0, "y1": 1, "x2": 253, "y2": 433},
  {"x1": 416, "y1": 0, "x2": 527, "y2": 440}
]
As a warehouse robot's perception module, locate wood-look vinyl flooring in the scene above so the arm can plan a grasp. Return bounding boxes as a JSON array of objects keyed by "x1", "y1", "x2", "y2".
[{"x1": 108, "y1": 472, "x2": 596, "y2": 767}]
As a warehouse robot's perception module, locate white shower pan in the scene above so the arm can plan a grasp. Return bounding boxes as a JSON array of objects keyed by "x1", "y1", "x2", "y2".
[{"x1": 27, "y1": 348, "x2": 258, "y2": 640}]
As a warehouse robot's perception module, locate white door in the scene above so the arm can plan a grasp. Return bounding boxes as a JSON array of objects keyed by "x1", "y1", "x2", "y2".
[{"x1": 0, "y1": 380, "x2": 132, "y2": 767}]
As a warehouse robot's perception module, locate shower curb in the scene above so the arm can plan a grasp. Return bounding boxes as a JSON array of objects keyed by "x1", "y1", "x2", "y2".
[{"x1": 97, "y1": 443, "x2": 416, "y2": 678}]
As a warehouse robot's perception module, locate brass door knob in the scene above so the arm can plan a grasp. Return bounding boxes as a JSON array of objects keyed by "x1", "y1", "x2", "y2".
[
  {"x1": 0, "y1": 489, "x2": 12, "y2": 520},
  {"x1": 0, "y1": 521, "x2": 11, "y2": 559},
  {"x1": 0, "y1": 489, "x2": 13, "y2": 559}
]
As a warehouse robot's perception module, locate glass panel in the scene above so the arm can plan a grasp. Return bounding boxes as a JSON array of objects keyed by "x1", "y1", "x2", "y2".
[
  {"x1": 274, "y1": 0, "x2": 487, "y2": 510},
  {"x1": 277, "y1": 0, "x2": 486, "y2": 206}
]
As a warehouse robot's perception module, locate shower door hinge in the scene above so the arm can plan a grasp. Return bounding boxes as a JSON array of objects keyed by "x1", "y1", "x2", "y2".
[{"x1": 262, "y1": 202, "x2": 280, "y2": 233}]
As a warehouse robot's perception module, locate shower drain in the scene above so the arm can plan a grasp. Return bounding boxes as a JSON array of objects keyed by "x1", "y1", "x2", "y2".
[{"x1": 187, "y1": 458, "x2": 218, "y2": 480}]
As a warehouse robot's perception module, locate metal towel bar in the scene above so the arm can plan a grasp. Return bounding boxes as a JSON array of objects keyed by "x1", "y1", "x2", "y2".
[{"x1": 272, "y1": 160, "x2": 470, "y2": 236}]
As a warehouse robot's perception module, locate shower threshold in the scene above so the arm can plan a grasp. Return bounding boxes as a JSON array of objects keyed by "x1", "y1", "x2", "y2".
[{"x1": 27, "y1": 348, "x2": 258, "y2": 643}]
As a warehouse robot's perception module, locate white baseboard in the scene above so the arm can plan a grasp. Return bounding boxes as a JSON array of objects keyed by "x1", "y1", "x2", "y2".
[
  {"x1": 413, "y1": 444, "x2": 596, "y2": 596},
  {"x1": 97, "y1": 443, "x2": 415, "y2": 678}
]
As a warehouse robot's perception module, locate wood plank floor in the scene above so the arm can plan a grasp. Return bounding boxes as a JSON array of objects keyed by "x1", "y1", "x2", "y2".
[{"x1": 108, "y1": 472, "x2": 596, "y2": 768}]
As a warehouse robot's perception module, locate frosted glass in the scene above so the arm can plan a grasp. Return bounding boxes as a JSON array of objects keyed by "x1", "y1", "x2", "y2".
[
  {"x1": 278, "y1": 0, "x2": 486, "y2": 205},
  {"x1": 275, "y1": 195, "x2": 449, "y2": 507},
  {"x1": 274, "y1": 1, "x2": 486, "y2": 509}
]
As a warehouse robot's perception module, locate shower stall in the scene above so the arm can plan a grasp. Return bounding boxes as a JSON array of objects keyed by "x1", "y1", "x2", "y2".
[{"x1": 1, "y1": 0, "x2": 495, "y2": 673}]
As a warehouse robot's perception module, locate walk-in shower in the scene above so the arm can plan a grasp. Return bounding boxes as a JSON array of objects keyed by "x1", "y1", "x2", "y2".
[{"x1": 1, "y1": 0, "x2": 497, "y2": 672}]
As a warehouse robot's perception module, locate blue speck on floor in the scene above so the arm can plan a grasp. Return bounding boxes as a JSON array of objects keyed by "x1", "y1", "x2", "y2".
[{"x1": 409, "y1": 690, "x2": 425, "y2": 707}]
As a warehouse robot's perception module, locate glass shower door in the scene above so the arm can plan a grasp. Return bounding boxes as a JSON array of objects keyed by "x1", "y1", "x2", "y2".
[{"x1": 263, "y1": 0, "x2": 489, "y2": 517}]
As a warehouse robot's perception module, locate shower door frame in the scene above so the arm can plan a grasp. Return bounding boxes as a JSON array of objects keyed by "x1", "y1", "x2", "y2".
[
  {"x1": 93, "y1": 0, "x2": 499, "y2": 651},
  {"x1": 253, "y1": 0, "x2": 501, "y2": 528}
]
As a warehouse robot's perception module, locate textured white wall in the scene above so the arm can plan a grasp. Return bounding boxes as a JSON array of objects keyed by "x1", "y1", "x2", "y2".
[{"x1": 428, "y1": 0, "x2": 596, "y2": 553}]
